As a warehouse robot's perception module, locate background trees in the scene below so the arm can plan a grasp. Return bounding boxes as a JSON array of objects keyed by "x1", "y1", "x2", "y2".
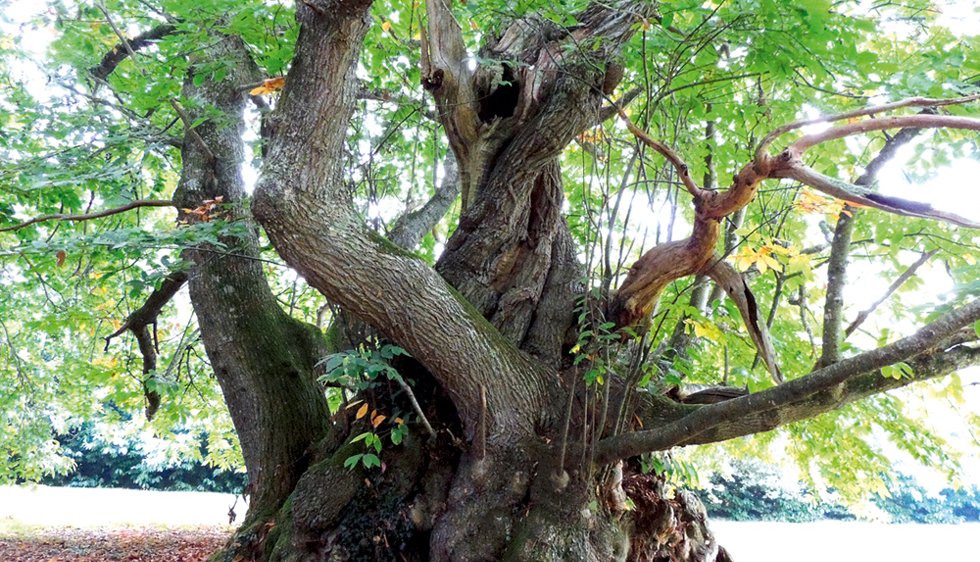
[{"x1": 1, "y1": 0, "x2": 979, "y2": 560}]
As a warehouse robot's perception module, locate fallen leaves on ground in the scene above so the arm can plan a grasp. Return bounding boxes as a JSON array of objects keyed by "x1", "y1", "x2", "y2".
[{"x1": 0, "y1": 523, "x2": 232, "y2": 561}]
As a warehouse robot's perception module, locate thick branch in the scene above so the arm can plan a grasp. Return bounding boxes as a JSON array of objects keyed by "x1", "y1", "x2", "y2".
[
  {"x1": 104, "y1": 271, "x2": 189, "y2": 348},
  {"x1": 388, "y1": 152, "x2": 459, "y2": 249},
  {"x1": 633, "y1": 330, "x2": 979, "y2": 447},
  {"x1": 608, "y1": 218, "x2": 721, "y2": 328},
  {"x1": 103, "y1": 271, "x2": 188, "y2": 421},
  {"x1": 816, "y1": 207, "x2": 855, "y2": 368},
  {"x1": 777, "y1": 165, "x2": 980, "y2": 228},
  {"x1": 788, "y1": 113, "x2": 980, "y2": 154},
  {"x1": 596, "y1": 298, "x2": 980, "y2": 464}
]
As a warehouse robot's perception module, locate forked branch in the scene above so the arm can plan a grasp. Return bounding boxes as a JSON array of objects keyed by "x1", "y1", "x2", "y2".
[{"x1": 611, "y1": 95, "x2": 980, "y2": 386}]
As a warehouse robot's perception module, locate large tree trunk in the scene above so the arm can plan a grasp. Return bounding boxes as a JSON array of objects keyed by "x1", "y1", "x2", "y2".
[
  {"x1": 187, "y1": 1, "x2": 729, "y2": 561},
  {"x1": 170, "y1": 34, "x2": 335, "y2": 525},
  {"x1": 201, "y1": 2, "x2": 717, "y2": 561}
]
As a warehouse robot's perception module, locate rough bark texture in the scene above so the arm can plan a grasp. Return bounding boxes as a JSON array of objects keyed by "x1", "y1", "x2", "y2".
[
  {"x1": 171, "y1": 34, "x2": 334, "y2": 521},
  {"x1": 133, "y1": 2, "x2": 980, "y2": 562}
]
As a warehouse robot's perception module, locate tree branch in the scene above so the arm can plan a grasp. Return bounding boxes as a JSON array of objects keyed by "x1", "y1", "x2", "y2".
[
  {"x1": 844, "y1": 249, "x2": 939, "y2": 338},
  {"x1": 388, "y1": 151, "x2": 460, "y2": 249},
  {"x1": 617, "y1": 107, "x2": 705, "y2": 199},
  {"x1": 816, "y1": 206, "x2": 855, "y2": 368},
  {"x1": 777, "y1": 165, "x2": 980, "y2": 228},
  {"x1": 90, "y1": 20, "x2": 176, "y2": 81},
  {"x1": 702, "y1": 257, "x2": 782, "y2": 384},
  {"x1": 631, "y1": 328, "x2": 979, "y2": 448},
  {"x1": 0, "y1": 199, "x2": 174, "y2": 233},
  {"x1": 596, "y1": 298, "x2": 980, "y2": 464},
  {"x1": 103, "y1": 271, "x2": 189, "y2": 421},
  {"x1": 755, "y1": 94, "x2": 980, "y2": 162}
]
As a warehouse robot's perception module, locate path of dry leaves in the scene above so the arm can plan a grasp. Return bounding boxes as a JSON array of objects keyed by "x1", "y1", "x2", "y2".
[{"x1": 0, "y1": 525, "x2": 232, "y2": 561}]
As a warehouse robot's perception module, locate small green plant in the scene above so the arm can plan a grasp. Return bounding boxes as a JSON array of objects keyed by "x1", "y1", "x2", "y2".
[
  {"x1": 317, "y1": 339, "x2": 410, "y2": 392},
  {"x1": 317, "y1": 340, "x2": 414, "y2": 470}
]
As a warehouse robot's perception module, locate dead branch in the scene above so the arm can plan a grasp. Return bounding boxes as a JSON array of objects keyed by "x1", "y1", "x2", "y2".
[
  {"x1": 701, "y1": 257, "x2": 783, "y2": 384},
  {"x1": 617, "y1": 107, "x2": 705, "y2": 199},
  {"x1": 104, "y1": 271, "x2": 189, "y2": 421},
  {"x1": 788, "y1": 113, "x2": 980, "y2": 154},
  {"x1": 170, "y1": 100, "x2": 216, "y2": 162}
]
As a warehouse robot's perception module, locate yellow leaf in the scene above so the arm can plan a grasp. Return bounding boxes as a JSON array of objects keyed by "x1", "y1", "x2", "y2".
[
  {"x1": 382, "y1": 21, "x2": 392, "y2": 32},
  {"x1": 372, "y1": 415, "x2": 386, "y2": 428},
  {"x1": 760, "y1": 254, "x2": 782, "y2": 273},
  {"x1": 250, "y1": 77, "x2": 285, "y2": 96},
  {"x1": 356, "y1": 403, "x2": 369, "y2": 419}
]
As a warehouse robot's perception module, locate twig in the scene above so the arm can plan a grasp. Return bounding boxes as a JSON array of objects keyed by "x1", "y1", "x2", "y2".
[
  {"x1": 845, "y1": 249, "x2": 939, "y2": 338},
  {"x1": 169, "y1": 100, "x2": 216, "y2": 162},
  {"x1": 617, "y1": 106, "x2": 704, "y2": 199},
  {"x1": 395, "y1": 377, "x2": 436, "y2": 439},
  {"x1": 1, "y1": 199, "x2": 174, "y2": 233},
  {"x1": 557, "y1": 374, "x2": 577, "y2": 476}
]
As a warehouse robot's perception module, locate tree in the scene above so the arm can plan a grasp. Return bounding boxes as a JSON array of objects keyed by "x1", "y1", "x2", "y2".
[{"x1": 2, "y1": 0, "x2": 979, "y2": 560}]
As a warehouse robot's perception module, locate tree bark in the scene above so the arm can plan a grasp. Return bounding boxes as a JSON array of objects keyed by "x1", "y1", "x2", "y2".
[
  {"x1": 171, "y1": 34, "x2": 334, "y2": 523},
  {"x1": 154, "y1": 3, "x2": 980, "y2": 562}
]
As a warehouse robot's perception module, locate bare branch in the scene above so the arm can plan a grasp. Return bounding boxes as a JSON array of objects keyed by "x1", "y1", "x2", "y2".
[
  {"x1": 788, "y1": 113, "x2": 980, "y2": 154},
  {"x1": 388, "y1": 152, "x2": 460, "y2": 249},
  {"x1": 816, "y1": 206, "x2": 856, "y2": 368},
  {"x1": 845, "y1": 249, "x2": 939, "y2": 338},
  {"x1": 170, "y1": 100, "x2": 216, "y2": 162},
  {"x1": 103, "y1": 271, "x2": 189, "y2": 421},
  {"x1": 0, "y1": 199, "x2": 174, "y2": 233},
  {"x1": 777, "y1": 165, "x2": 980, "y2": 228},
  {"x1": 104, "y1": 271, "x2": 189, "y2": 348},
  {"x1": 617, "y1": 106, "x2": 705, "y2": 199},
  {"x1": 395, "y1": 376, "x2": 436, "y2": 439},
  {"x1": 755, "y1": 94, "x2": 980, "y2": 162}
]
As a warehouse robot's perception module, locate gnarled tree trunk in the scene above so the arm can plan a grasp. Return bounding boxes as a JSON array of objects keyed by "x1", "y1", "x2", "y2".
[{"x1": 153, "y1": 1, "x2": 980, "y2": 562}]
